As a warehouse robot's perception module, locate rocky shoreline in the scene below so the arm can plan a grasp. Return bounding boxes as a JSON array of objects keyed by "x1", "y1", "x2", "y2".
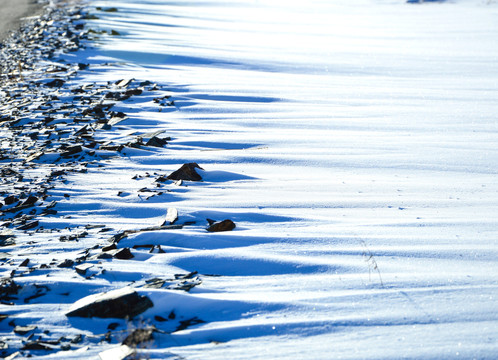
[{"x1": 0, "y1": 2, "x2": 235, "y2": 358}]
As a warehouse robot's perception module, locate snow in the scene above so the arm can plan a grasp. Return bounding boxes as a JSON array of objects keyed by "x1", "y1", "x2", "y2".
[{"x1": 3, "y1": 0, "x2": 498, "y2": 358}]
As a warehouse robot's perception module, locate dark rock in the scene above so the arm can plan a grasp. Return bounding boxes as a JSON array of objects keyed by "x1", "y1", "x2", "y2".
[
  {"x1": 66, "y1": 287, "x2": 153, "y2": 319},
  {"x1": 111, "y1": 111, "x2": 126, "y2": 118},
  {"x1": 99, "y1": 7, "x2": 119, "y2": 12},
  {"x1": 143, "y1": 278, "x2": 166, "y2": 289},
  {"x1": 19, "y1": 258, "x2": 30, "y2": 267},
  {"x1": 21, "y1": 196, "x2": 38, "y2": 206},
  {"x1": 21, "y1": 341, "x2": 55, "y2": 351},
  {"x1": 167, "y1": 163, "x2": 203, "y2": 181},
  {"x1": 107, "y1": 322, "x2": 119, "y2": 330},
  {"x1": 145, "y1": 136, "x2": 167, "y2": 148},
  {"x1": 99, "y1": 144, "x2": 124, "y2": 152},
  {"x1": 57, "y1": 259, "x2": 74, "y2": 268},
  {"x1": 50, "y1": 170, "x2": 66, "y2": 177},
  {"x1": 95, "y1": 252, "x2": 113, "y2": 259},
  {"x1": 60, "y1": 145, "x2": 83, "y2": 158},
  {"x1": 112, "y1": 248, "x2": 134, "y2": 260},
  {"x1": 155, "y1": 175, "x2": 168, "y2": 183},
  {"x1": 0, "y1": 232, "x2": 15, "y2": 246},
  {"x1": 6, "y1": 202, "x2": 36, "y2": 214},
  {"x1": 174, "y1": 271, "x2": 198, "y2": 280},
  {"x1": 4, "y1": 195, "x2": 18, "y2": 205},
  {"x1": 207, "y1": 219, "x2": 236, "y2": 232},
  {"x1": 17, "y1": 220, "x2": 39, "y2": 230},
  {"x1": 124, "y1": 89, "x2": 142, "y2": 96},
  {"x1": 123, "y1": 327, "x2": 154, "y2": 347},
  {"x1": 0, "y1": 279, "x2": 20, "y2": 301},
  {"x1": 102, "y1": 243, "x2": 117, "y2": 252},
  {"x1": 45, "y1": 79, "x2": 65, "y2": 88},
  {"x1": 108, "y1": 232, "x2": 128, "y2": 243},
  {"x1": 175, "y1": 317, "x2": 205, "y2": 332},
  {"x1": 71, "y1": 334, "x2": 83, "y2": 344}
]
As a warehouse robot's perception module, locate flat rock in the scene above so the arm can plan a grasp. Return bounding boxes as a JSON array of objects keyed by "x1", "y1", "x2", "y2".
[
  {"x1": 75, "y1": 263, "x2": 93, "y2": 275},
  {"x1": 13, "y1": 325, "x2": 37, "y2": 335},
  {"x1": 66, "y1": 287, "x2": 153, "y2": 319},
  {"x1": 17, "y1": 220, "x2": 39, "y2": 230},
  {"x1": 167, "y1": 163, "x2": 203, "y2": 181},
  {"x1": 21, "y1": 341, "x2": 56, "y2": 351}
]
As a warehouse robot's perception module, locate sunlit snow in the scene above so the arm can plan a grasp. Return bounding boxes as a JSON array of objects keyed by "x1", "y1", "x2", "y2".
[{"x1": 6, "y1": 0, "x2": 498, "y2": 358}]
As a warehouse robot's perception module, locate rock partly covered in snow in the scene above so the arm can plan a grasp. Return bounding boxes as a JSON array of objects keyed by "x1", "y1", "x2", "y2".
[
  {"x1": 98, "y1": 345, "x2": 135, "y2": 360},
  {"x1": 162, "y1": 207, "x2": 178, "y2": 225}
]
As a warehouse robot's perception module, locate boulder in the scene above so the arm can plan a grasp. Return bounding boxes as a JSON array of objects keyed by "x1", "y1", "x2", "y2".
[{"x1": 66, "y1": 287, "x2": 153, "y2": 319}]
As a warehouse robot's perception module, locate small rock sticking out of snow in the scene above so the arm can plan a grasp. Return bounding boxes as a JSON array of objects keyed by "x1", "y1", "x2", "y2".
[
  {"x1": 207, "y1": 219, "x2": 236, "y2": 232},
  {"x1": 167, "y1": 163, "x2": 204, "y2": 181}
]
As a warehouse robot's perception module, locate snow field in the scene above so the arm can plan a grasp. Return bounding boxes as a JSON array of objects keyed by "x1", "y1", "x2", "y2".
[{"x1": 3, "y1": 0, "x2": 498, "y2": 358}]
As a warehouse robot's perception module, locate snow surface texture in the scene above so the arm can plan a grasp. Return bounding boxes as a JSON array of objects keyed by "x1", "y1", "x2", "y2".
[{"x1": 3, "y1": 0, "x2": 498, "y2": 358}]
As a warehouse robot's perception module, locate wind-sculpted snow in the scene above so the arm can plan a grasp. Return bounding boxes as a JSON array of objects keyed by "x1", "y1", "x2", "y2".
[{"x1": 1, "y1": 0, "x2": 498, "y2": 358}]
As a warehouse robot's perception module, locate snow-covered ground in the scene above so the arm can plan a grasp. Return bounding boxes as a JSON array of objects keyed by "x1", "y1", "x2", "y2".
[{"x1": 3, "y1": 0, "x2": 498, "y2": 358}]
